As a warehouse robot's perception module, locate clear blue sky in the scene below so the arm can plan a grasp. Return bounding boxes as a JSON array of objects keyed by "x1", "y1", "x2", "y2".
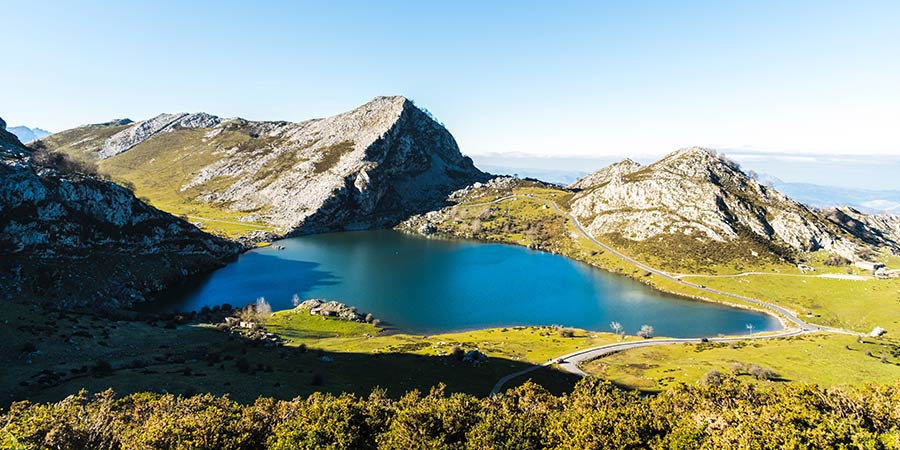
[{"x1": 2, "y1": 0, "x2": 898, "y2": 157}]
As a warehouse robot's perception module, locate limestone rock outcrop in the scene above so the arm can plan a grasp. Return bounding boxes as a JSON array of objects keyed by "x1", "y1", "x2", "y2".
[
  {"x1": 0, "y1": 119, "x2": 240, "y2": 308},
  {"x1": 568, "y1": 147, "x2": 868, "y2": 259},
  {"x1": 45, "y1": 96, "x2": 489, "y2": 236}
]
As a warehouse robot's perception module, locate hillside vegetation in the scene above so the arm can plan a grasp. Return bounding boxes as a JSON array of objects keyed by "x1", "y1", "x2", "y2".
[{"x1": 4, "y1": 379, "x2": 899, "y2": 449}]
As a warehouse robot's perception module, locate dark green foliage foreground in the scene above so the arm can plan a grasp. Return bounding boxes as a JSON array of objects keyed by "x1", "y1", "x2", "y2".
[{"x1": 3, "y1": 379, "x2": 899, "y2": 449}]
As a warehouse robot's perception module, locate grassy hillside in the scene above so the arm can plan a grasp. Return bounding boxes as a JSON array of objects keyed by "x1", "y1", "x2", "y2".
[
  {"x1": 98, "y1": 129, "x2": 276, "y2": 237},
  {"x1": 584, "y1": 334, "x2": 900, "y2": 392},
  {"x1": 40, "y1": 123, "x2": 132, "y2": 161},
  {"x1": 680, "y1": 274, "x2": 900, "y2": 332},
  {"x1": 45, "y1": 126, "x2": 277, "y2": 237},
  {"x1": 0, "y1": 301, "x2": 599, "y2": 405}
]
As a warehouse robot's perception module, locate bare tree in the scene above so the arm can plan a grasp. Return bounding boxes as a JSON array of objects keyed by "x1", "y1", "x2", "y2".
[
  {"x1": 637, "y1": 324, "x2": 654, "y2": 339},
  {"x1": 255, "y1": 297, "x2": 272, "y2": 319},
  {"x1": 610, "y1": 321, "x2": 624, "y2": 340}
]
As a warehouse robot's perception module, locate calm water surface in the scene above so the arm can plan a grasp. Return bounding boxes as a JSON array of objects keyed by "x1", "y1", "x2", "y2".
[{"x1": 155, "y1": 230, "x2": 780, "y2": 337}]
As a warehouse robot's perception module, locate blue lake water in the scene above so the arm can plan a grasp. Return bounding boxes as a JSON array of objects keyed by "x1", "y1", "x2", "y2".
[{"x1": 155, "y1": 230, "x2": 780, "y2": 337}]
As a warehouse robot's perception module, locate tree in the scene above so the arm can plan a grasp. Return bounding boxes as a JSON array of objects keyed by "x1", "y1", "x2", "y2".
[
  {"x1": 255, "y1": 297, "x2": 272, "y2": 318},
  {"x1": 609, "y1": 321, "x2": 624, "y2": 340},
  {"x1": 637, "y1": 324, "x2": 654, "y2": 339}
]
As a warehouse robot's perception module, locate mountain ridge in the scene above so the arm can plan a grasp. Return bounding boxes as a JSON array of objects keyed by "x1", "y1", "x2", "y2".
[
  {"x1": 42, "y1": 96, "x2": 489, "y2": 237},
  {"x1": 568, "y1": 147, "x2": 889, "y2": 266}
]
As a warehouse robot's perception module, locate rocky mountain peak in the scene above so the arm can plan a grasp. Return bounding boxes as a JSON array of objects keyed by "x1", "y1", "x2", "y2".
[
  {"x1": 0, "y1": 117, "x2": 6, "y2": 130},
  {"x1": 44, "y1": 97, "x2": 487, "y2": 236},
  {"x1": 650, "y1": 147, "x2": 744, "y2": 181},
  {"x1": 568, "y1": 146, "x2": 870, "y2": 263},
  {"x1": 568, "y1": 158, "x2": 642, "y2": 189}
]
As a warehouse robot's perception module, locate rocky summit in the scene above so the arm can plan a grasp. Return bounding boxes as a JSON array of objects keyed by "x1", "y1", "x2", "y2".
[
  {"x1": 43, "y1": 96, "x2": 489, "y2": 237},
  {"x1": 567, "y1": 147, "x2": 882, "y2": 260},
  {"x1": 0, "y1": 118, "x2": 241, "y2": 309}
]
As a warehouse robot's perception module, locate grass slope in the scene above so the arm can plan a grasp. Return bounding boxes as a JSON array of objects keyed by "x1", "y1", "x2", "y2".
[
  {"x1": 45, "y1": 126, "x2": 278, "y2": 238},
  {"x1": 583, "y1": 334, "x2": 900, "y2": 392},
  {"x1": 1, "y1": 301, "x2": 603, "y2": 405}
]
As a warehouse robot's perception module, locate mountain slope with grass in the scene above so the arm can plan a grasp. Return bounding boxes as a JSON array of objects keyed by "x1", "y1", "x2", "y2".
[
  {"x1": 0, "y1": 118, "x2": 240, "y2": 309},
  {"x1": 42, "y1": 96, "x2": 488, "y2": 238},
  {"x1": 567, "y1": 147, "x2": 886, "y2": 271}
]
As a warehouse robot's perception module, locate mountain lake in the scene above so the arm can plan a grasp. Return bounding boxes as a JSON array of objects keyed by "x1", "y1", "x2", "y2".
[{"x1": 154, "y1": 230, "x2": 781, "y2": 337}]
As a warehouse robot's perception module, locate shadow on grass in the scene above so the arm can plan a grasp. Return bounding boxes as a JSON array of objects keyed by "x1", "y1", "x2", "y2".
[{"x1": 2, "y1": 303, "x2": 578, "y2": 406}]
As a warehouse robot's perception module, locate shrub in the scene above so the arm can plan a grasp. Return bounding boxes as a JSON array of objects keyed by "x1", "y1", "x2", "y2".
[
  {"x1": 746, "y1": 364, "x2": 778, "y2": 380},
  {"x1": 30, "y1": 141, "x2": 102, "y2": 177},
  {"x1": 824, "y1": 255, "x2": 851, "y2": 266},
  {"x1": 637, "y1": 324, "x2": 654, "y2": 339},
  {"x1": 450, "y1": 345, "x2": 465, "y2": 361},
  {"x1": 3, "y1": 380, "x2": 899, "y2": 448},
  {"x1": 92, "y1": 359, "x2": 113, "y2": 376},
  {"x1": 235, "y1": 357, "x2": 251, "y2": 373},
  {"x1": 558, "y1": 328, "x2": 575, "y2": 338},
  {"x1": 700, "y1": 369, "x2": 725, "y2": 386}
]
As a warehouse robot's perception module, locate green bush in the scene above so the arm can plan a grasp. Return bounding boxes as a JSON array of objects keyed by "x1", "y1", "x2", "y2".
[{"x1": 3, "y1": 379, "x2": 898, "y2": 449}]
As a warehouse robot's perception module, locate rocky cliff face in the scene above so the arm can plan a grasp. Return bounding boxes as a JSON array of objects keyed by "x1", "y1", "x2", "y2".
[
  {"x1": 0, "y1": 120, "x2": 241, "y2": 309},
  {"x1": 820, "y1": 207, "x2": 900, "y2": 251},
  {"x1": 568, "y1": 147, "x2": 866, "y2": 260},
  {"x1": 45, "y1": 96, "x2": 488, "y2": 236}
]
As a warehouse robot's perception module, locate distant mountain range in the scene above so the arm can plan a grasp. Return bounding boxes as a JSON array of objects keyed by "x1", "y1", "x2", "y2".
[
  {"x1": 6, "y1": 125, "x2": 50, "y2": 143},
  {"x1": 762, "y1": 178, "x2": 900, "y2": 215}
]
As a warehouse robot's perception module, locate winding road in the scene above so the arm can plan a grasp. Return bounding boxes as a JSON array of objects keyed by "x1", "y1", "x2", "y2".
[{"x1": 460, "y1": 193, "x2": 854, "y2": 394}]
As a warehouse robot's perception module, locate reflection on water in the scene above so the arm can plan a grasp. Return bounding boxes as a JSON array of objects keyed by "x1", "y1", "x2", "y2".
[{"x1": 154, "y1": 230, "x2": 781, "y2": 337}]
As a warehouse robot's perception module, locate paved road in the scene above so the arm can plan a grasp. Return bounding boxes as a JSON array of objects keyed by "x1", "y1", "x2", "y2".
[
  {"x1": 491, "y1": 328, "x2": 807, "y2": 394},
  {"x1": 462, "y1": 194, "x2": 855, "y2": 393}
]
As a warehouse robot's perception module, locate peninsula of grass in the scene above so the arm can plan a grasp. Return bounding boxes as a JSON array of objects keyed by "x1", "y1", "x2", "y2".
[{"x1": 264, "y1": 307, "x2": 620, "y2": 365}]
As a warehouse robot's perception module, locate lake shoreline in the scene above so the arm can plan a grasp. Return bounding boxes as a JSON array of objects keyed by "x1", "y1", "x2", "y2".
[
  {"x1": 152, "y1": 230, "x2": 780, "y2": 338},
  {"x1": 398, "y1": 228, "x2": 792, "y2": 333}
]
